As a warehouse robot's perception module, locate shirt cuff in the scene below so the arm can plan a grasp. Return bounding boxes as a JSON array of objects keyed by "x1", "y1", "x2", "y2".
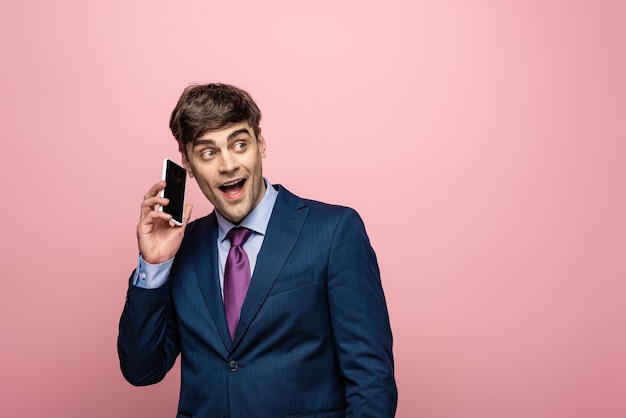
[{"x1": 132, "y1": 254, "x2": 174, "y2": 289}]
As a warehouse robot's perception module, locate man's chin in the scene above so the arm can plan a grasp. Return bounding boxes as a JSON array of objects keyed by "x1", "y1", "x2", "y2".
[{"x1": 216, "y1": 203, "x2": 247, "y2": 224}]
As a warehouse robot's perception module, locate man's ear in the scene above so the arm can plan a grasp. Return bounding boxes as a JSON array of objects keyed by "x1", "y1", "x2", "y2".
[
  {"x1": 257, "y1": 128, "x2": 267, "y2": 158},
  {"x1": 181, "y1": 151, "x2": 194, "y2": 178}
]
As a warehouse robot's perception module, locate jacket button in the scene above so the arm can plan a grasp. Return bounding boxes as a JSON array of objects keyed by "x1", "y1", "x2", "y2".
[{"x1": 228, "y1": 360, "x2": 238, "y2": 372}]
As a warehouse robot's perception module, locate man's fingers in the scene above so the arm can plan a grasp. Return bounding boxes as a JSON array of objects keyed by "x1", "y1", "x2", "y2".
[
  {"x1": 140, "y1": 181, "x2": 168, "y2": 219},
  {"x1": 139, "y1": 208, "x2": 173, "y2": 231},
  {"x1": 142, "y1": 195, "x2": 169, "y2": 211},
  {"x1": 144, "y1": 180, "x2": 166, "y2": 200}
]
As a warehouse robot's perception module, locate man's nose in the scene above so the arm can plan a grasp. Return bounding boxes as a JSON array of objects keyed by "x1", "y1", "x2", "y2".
[{"x1": 219, "y1": 151, "x2": 238, "y2": 173}]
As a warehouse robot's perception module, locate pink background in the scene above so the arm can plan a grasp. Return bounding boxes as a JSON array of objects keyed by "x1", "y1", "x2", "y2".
[{"x1": 1, "y1": 1, "x2": 624, "y2": 417}]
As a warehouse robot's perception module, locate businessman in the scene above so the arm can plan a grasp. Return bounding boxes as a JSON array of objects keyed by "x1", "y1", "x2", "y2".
[{"x1": 118, "y1": 83, "x2": 397, "y2": 418}]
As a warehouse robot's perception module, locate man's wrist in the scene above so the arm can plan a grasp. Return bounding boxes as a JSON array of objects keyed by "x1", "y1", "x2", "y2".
[{"x1": 133, "y1": 255, "x2": 175, "y2": 289}]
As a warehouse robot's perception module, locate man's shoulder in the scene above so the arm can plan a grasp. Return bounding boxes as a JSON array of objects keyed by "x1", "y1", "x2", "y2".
[
  {"x1": 276, "y1": 184, "x2": 352, "y2": 209},
  {"x1": 183, "y1": 211, "x2": 217, "y2": 237},
  {"x1": 275, "y1": 184, "x2": 361, "y2": 221}
]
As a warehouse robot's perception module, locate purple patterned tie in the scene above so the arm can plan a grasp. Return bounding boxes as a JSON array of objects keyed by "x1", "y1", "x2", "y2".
[{"x1": 223, "y1": 227, "x2": 252, "y2": 340}]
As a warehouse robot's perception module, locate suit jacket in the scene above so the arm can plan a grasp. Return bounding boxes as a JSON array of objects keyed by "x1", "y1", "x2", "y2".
[{"x1": 118, "y1": 185, "x2": 397, "y2": 418}]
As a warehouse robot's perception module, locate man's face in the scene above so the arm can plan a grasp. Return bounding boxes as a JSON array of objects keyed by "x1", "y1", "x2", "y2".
[{"x1": 182, "y1": 122, "x2": 267, "y2": 224}]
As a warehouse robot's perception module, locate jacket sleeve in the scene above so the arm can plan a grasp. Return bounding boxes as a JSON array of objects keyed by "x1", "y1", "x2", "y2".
[
  {"x1": 117, "y1": 274, "x2": 180, "y2": 386},
  {"x1": 327, "y1": 208, "x2": 398, "y2": 417}
]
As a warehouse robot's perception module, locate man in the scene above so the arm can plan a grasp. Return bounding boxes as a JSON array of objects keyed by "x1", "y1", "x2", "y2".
[{"x1": 118, "y1": 83, "x2": 397, "y2": 418}]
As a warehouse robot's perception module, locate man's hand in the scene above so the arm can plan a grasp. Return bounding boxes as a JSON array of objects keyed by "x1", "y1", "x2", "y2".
[{"x1": 137, "y1": 180, "x2": 193, "y2": 264}]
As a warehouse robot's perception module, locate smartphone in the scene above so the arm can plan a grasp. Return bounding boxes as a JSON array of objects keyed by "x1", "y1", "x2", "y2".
[{"x1": 160, "y1": 158, "x2": 186, "y2": 226}]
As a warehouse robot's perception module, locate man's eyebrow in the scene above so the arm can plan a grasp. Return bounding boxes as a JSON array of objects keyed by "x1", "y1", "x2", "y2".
[
  {"x1": 192, "y1": 138, "x2": 216, "y2": 147},
  {"x1": 192, "y1": 128, "x2": 252, "y2": 147},
  {"x1": 226, "y1": 128, "x2": 252, "y2": 141}
]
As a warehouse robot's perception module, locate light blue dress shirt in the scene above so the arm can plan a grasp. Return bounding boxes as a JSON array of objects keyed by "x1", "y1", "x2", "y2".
[{"x1": 133, "y1": 178, "x2": 279, "y2": 296}]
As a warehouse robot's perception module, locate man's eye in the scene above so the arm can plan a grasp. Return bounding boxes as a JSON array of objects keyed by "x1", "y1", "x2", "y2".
[
  {"x1": 234, "y1": 142, "x2": 247, "y2": 151},
  {"x1": 201, "y1": 150, "x2": 216, "y2": 159}
]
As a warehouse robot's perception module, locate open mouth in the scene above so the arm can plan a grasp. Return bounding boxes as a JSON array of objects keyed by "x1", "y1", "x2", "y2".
[{"x1": 219, "y1": 178, "x2": 246, "y2": 195}]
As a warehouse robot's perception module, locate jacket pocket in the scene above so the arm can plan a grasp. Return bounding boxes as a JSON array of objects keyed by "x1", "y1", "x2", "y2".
[{"x1": 267, "y1": 269, "x2": 314, "y2": 297}]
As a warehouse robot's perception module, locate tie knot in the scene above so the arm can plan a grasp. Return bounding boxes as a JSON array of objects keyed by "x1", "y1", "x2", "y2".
[{"x1": 227, "y1": 227, "x2": 251, "y2": 247}]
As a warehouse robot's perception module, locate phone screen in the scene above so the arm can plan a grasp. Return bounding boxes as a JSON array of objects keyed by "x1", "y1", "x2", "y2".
[{"x1": 162, "y1": 158, "x2": 186, "y2": 225}]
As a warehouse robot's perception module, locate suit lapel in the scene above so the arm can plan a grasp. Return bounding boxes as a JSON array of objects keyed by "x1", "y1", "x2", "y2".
[
  {"x1": 191, "y1": 213, "x2": 233, "y2": 351},
  {"x1": 232, "y1": 186, "x2": 308, "y2": 347}
]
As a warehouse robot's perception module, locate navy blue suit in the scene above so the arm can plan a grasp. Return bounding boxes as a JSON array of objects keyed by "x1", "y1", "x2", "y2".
[{"x1": 118, "y1": 185, "x2": 397, "y2": 418}]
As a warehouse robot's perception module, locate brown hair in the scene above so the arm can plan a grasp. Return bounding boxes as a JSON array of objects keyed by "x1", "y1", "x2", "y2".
[{"x1": 169, "y1": 83, "x2": 262, "y2": 154}]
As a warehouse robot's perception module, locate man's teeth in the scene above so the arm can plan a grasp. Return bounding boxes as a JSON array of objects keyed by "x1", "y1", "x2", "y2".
[{"x1": 220, "y1": 179, "x2": 245, "y2": 192}]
